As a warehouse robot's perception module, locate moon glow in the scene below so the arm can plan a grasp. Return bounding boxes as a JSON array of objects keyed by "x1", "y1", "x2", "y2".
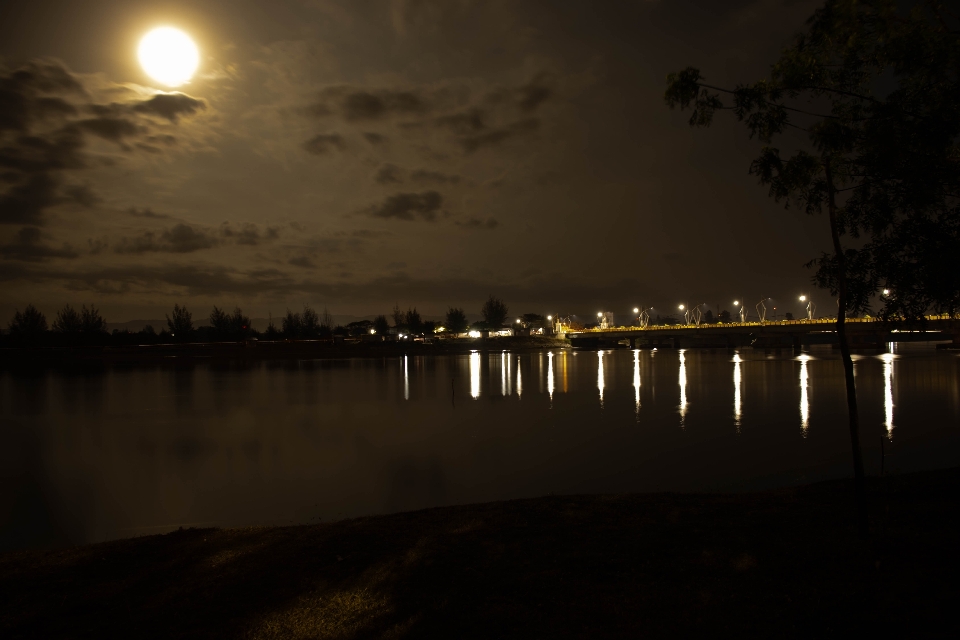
[{"x1": 138, "y1": 27, "x2": 199, "y2": 87}]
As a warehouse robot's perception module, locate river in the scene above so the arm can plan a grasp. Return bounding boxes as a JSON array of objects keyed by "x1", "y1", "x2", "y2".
[{"x1": 2, "y1": 346, "x2": 958, "y2": 551}]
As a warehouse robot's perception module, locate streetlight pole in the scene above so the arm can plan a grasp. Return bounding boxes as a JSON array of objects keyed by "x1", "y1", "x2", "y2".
[{"x1": 756, "y1": 297, "x2": 769, "y2": 323}]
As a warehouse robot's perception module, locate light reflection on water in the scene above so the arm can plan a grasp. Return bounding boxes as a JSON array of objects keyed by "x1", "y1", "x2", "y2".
[
  {"x1": 516, "y1": 357, "x2": 522, "y2": 399},
  {"x1": 470, "y1": 351, "x2": 480, "y2": 398},
  {"x1": 882, "y1": 352, "x2": 895, "y2": 440},
  {"x1": 597, "y1": 350, "x2": 605, "y2": 407},
  {"x1": 633, "y1": 349, "x2": 641, "y2": 416},
  {"x1": 547, "y1": 351, "x2": 555, "y2": 402},
  {"x1": 2, "y1": 347, "x2": 958, "y2": 552},
  {"x1": 799, "y1": 354, "x2": 810, "y2": 437},
  {"x1": 678, "y1": 349, "x2": 688, "y2": 426},
  {"x1": 733, "y1": 352, "x2": 742, "y2": 431}
]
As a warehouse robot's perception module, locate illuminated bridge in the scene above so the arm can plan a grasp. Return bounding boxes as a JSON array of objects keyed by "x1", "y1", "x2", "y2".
[{"x1": 564, "y1": 317, "x2": 960, "y2": 350}]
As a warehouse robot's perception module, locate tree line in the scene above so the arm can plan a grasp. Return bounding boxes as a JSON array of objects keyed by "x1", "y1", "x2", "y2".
[{"x1": 2, "y1": 295, "x2": 542, "y2": 346}]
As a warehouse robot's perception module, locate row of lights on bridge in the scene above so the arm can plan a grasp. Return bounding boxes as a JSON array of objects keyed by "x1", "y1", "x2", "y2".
[{"x1": 588, "y1": 290, "x2": 894, "y2": 325}]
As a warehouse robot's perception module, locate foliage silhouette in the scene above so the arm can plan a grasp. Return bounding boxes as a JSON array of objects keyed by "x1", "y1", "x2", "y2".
[
  {"x1": 481, "y1": 295, "x2": 508, "y2": 328},
  {"x1": 665, "y1": 0, "x2": 960, "y2": 536},
  {"x1": 166, "y1": 305, "x2": 194, "y2": 340},
  {"x1": 445, "y1": 307, "x2": 469, "y2": 334}
]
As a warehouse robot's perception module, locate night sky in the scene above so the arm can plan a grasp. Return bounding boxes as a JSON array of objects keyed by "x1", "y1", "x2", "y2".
[{"x1": 0, "y1": 0, "x2": 830, "y2": 325}]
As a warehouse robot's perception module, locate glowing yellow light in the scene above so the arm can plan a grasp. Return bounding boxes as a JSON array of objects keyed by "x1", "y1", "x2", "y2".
[
  {"x1": 633, "y1": 307, "x2": 639, "y2": 313},
  {"x1": 547, "y1": 315, "x2": 552, "y2": 321},
  {"x1": 733, "y1": 301, "x2": 739, "y2": 306},
  {"x1": 799, "y1": 295, "x2": 806, "y2": 302},
  {"x1": 138, "y1": 27, "x2": 199, "y2": 87},
  {"x1": 678, "y1": 304, "x2": 685, "y2": 310}
]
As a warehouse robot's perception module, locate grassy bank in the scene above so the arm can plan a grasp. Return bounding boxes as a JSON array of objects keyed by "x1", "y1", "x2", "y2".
[{"x1": 2, "y1": 468, "x2": 958, "y2": 638}]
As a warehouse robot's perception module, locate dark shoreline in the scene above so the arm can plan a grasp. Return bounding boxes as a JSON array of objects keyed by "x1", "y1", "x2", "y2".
[
  {"x1": 0, "y1": 336, "x2": 571, "y2": 368},
  {"x1": 2, "y1": 467, "x2": 958, "y2": 637}
]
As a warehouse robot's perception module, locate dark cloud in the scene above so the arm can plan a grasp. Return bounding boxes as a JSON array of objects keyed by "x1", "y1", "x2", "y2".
[
  {"x1": 0, "y1": 173, "x2": 61, "y2": 225},
  {"x1": 363, "y1": 132, "x2": 386, "y2": 145},
  {"x1": 115, "y1": 224, "x2": 218, "y2": 254},
  {"x1": 61, "y1": 183, "x2": 98, "y2": 207},
  {"x1": 0, "y1": 225, "x2": 78, "y2": 261},
  {"x1": 410, "y1": 169, "x2": 460, "y2": 185},
  {"x1": 220, "y1": 222, "x2": 279, "y2": 246},
  {"x1": 128, "y1": 207, "x2": 170, "y2": 220},
  {"x1": 302, "y1": 133, "x2": 345, "y2": 155},
  {"x1": 351, "y1": 229, "x2": 390, "y2": 238},
  {"x1": 87, "y1": 238, "x2": 107, "y2": 255},
  {"x1": 131, "y1": 93, "x2": 206, "y2": 123},
  {"x1": 341, "y1": 90, "x2": 426, "y2": 121},
  {"x1": 288, "y1": 255, "x2": 315, "y2": 268},
  {"x1": 77, "y1": 117, "x2": 140, "y2": 142},
  {"x1": 0, "y1": 59, "x2": 85, "y2": 132},
  {"x1": 0, "y1": 61, "x2": 205, "y2": 227},
  {"x1": 460, "y1": 118, "x2": 539, "y2": 153},
  {"x1": 434, "y1": 108, "x2": 485, "y2": 135},
  {"x1": 517, "y1": 73, "x2": 553, "y2": 113},
  {"x1": 374, "y1": 163, "x2": 403, "y2": 184},
  {"x1": 368, "y1": 191, "x2": 443, "y2": 222},
  {"x1": 456, "y1": 216, "x2": 498, "y2": 230}
]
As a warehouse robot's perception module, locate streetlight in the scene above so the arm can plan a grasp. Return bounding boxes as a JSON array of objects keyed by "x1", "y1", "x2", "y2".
[
  {"x1": 883, "y1": 288, "x2": 891, "y2": 296},
  {"x1": 800, "y1": 295, "x2": 815, "y2": 321},
  {"x1": 756, "y1": 297, "x2": 771, "y2": 323}
]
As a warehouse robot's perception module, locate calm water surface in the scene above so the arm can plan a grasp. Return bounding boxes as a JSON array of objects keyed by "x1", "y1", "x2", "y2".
[{"x1": 2, "y1": 346, "x2": 959, "y2": 551}]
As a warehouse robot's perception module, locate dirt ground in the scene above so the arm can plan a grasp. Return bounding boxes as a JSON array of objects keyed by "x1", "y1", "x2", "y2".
[{"x1": 2, "y1": 468, "x2": 958, "y2": 638}]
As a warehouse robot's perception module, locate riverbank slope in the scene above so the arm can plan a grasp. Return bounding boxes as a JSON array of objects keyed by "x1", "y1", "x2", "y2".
[{"x1": 2, "y1": 468, "x2": 958, "y2": 638}]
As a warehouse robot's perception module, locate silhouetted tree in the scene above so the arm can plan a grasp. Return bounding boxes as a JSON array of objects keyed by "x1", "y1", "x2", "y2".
[
  {"x1": 481, "y1": 295, "x2": 508, "y2": 328},
  {"x1": 391, "y1": 304, "x2": 405, "y2": 331},
  {"x1": 718, "y1": 309, "x2": 731, "y2": 323},
  {"x1": 9, "y1": 305, "x2": 47, "y2": 343},
  {"x1": 703, "y1": 309, "x2": 715, "y2": 325},
  {"x1": 445, "y1": 307, "x2": 469, "y2": 334},
  {"x1": 666, "y1": 0, "x2": 960, "y2": 536},
  {"x1": 166, "y1": 304, "x2": 193, "y2": 339},
  {"x1": 373, "y1": 314, "x2": 390, "y2": 335},
  {"x1": 264, "y1": 317, "x2": 281, "y2": 339},
  {"x1": 785, "y1": 312, "x2": 795, "y2": 321},
  {"x1": 80, "y1": 305, "x2": 106, "y2": 335},
  {"x1": 346, "y1": 319, "x2": 374, "y2": 336},
  {"x1": 52, "y1": 305, "x2": 82, "y2": 333},
  {"x1": 282, "y1": 309, "x2": 302, "y2": 338},
  {"x1": 210, "y1": 306, "x2": 230, "y2": 338},
  {"x1": 404, "y1": 307, "x2": 423, "y2": 334},
  {"x1": 141, "y1": 324, "x2": 156, "y2": 336},
  {"x1": 302, "y1": 305, "x2": 320, "y2": 338},
  {"x1": 521, "y1": 313, "x2": 547, "y2": 329},
  {"x1": 230, "y1": 307, "x2": 251, "y2": 338}
]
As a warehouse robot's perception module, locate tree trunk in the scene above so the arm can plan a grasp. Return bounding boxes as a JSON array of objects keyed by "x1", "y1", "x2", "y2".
[{"x1": 825, "y1": 158, "x2": 868, "y2": 538}]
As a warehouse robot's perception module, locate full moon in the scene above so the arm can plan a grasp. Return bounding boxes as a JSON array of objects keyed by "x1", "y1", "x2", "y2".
[{"x1": 138, "y1": 27, "x2": 199, "y2": 87}]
